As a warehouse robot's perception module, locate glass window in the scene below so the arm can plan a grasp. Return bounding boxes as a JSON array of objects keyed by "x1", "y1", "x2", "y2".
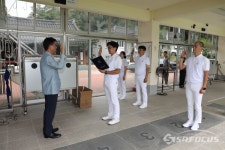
[
  {"x1": 67, "y1": 9, "x2": 88, "y2": 32},
  {"x1": 5, "y1": 0, "x2": 34, "y2": 30},
  {"x1": 90, "y1": 13, "x2": 108, "y2": 33},
  {"x1": 68, "y1": 37, "x2": 89, "y2": 88},
  {"x1": 174, "y1": 28, "x2": 187, "y2": 44},
  {"x1": 35, "y1": 4, "x2": 61, "y2": 32},
  {"x1": 200, "y1": 33, "x2": 213, "y2": 47},
  {"x1": 111, "y1": 17, "x2": 126, "y2": 35},
  {"x1": 212, "y1": 35, "x2": 218, "y2": 46},
  {"x1": 0, "y1": 0, "x2": 7, "y2": 28},
  {"x1": 189, "y1": 31, "x2": 201, "y2": 44},
  {"x1": 127, "y1": 20, "x2": 138, "y2": 36},
  {"x1": 159, "y1": 25, "x2": 173, "y2": 43}
]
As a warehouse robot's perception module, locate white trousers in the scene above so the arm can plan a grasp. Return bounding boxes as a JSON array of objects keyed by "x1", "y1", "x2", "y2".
[
  {"x1": 104, "y1": 78, "x2": 120, "y2": 119},
  {"x1": 118, "y1": 76, "x2": 126, "y2": 98},
  {"x1": 185, "y1": 82, "x2": 203, "y2": 124},
  {"x1": 135, "y1": 75, "x2": 148, "y2": 105}
]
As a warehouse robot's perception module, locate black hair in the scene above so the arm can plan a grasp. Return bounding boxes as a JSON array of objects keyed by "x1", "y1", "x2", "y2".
[
  {"x1": 164, "y1": 51, "x2": 167, "y2": 54},
  {"x1": 120, "y1": 51, "x2": 126, "y2": 58},
  {"x1": 138, "y1": 45, "x2": 146, "y2": 51},
  {"x1": 107, "y1": 41, "x2": 119, "y2": 51},
  {"x1": 43, "y1": 37, "x2": 57, "y2": 51}
]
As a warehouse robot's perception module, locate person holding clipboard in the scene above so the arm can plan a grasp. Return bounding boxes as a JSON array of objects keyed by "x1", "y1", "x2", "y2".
[{"x1": 97, "y1": 41, "x2": 122, "y2": 125}]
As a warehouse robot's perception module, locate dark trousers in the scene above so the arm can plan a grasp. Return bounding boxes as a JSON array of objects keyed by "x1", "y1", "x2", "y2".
[
  {"x1": 179, "y1": 69, "x2": 186, "y2": 87},
  {"x1": 43, "y1": 94, "x2": 58, "y2": 136},
  {"x1": 163, "y1": 70, "x2": 169, "y2": 84}
]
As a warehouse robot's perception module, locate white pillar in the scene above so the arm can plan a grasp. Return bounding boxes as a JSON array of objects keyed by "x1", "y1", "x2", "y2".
[{"x1": 138, "y1": 20, "x2": 159, "y2": 94}]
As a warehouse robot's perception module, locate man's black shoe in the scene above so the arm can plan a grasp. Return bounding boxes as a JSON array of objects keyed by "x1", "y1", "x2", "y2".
[
  {"x1": 52, "y1": 128, "x2": 59, "y2": 133},
  {"x1": 44, "y1": 132, "x2": 61, "y2": 139}
]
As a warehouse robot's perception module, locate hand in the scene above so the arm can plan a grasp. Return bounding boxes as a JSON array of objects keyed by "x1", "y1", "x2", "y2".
[
  {"x1": 99, "y1": 69, "x2": 106, "y2": 74},
  {"x1": 181, "y1": 50, "x2": 186, "y2": 58},
  {"x1": 200, "y1": 88, "x2": 206, "y2": 94},
  {"x1": 98, "y1": 45, "x2": 102, "y2": 56},
  {"x1": 143, "y1": 77, "x2": 147, "y2": 83},
  {"x1": 60, "y1": 43, "x2": 65, "y2": 54},
  {"x1": 131, "y1": 48, "x2": 134, "y2": 55}
]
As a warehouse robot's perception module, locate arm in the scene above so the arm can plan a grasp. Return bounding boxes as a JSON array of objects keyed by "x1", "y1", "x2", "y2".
[
  {"x1": 99, "y1": 56, "x2": 122, "y2": 75},
  {"x1": 47, "y1": 44, "x2": 66, "y2": 69},
  {"x1": 98, "y1": 45, "x2": 102, "y2": 56},
  {"x1": 200, "y1": 71, "x2": 209, "y2": 94},
  {"x1": 130, "y1": 48, "x2": 135, "y2": 63},
  {"x1": 168, "y1": 60, "x2": 170, "y2": 69},
  {"x1": 179, "y1": 50, "x2": 186, "y2": 70},
  {"x1": 60, "y1": 43, "x2": 65, "y2": 55},
  {"x1": 99, "y1": 68, "x2": 120, "y2": 74},
  {"x1": 144, "y1": 65, "x2": 150, "y2": 83},
  {"x1": 123, "y1": 66, "x2": 128, "y2": 80}
]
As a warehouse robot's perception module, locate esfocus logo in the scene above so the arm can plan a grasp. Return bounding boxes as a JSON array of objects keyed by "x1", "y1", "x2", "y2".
[{"x1": 163, "y1": 130, "x2": 220, "y2": 145}]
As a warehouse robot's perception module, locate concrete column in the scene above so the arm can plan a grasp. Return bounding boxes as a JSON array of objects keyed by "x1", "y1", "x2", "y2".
[
  {"x1": 0, "y1": 0, "x2": 6, "y2": 28},
  {"x1": 138, "y1": 20, "x2": 159, "y2": 95},
  {"x1": 217, "y1": 36, "x2": 225, "y2": 80}
]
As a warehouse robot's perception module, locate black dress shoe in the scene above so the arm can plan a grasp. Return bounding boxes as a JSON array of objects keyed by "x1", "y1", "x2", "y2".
[
  {"x1": 52, "y1": 128, "x2": 59, "y2": 133},
  {"x1": 44, "y1": 132, "x2": 61, "y2": 139}
]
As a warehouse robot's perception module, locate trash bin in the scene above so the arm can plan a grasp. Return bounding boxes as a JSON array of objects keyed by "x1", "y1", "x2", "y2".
[{"x1": 72, "y1": 86, "x2": 92, "y2": 108}]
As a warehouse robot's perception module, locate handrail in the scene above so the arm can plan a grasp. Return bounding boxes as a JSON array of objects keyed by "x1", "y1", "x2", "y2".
[{"x1": 8, "y1": 34, "x2": 38, "y2": 55}]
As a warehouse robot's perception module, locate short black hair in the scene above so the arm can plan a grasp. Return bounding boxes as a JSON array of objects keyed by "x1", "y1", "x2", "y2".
[
  {"x1": 43, "y1": 37, "x2": 57, "y2": 51},
  {"x1": 138, "y1": 45, "x2": 146, "y2": 51},
  {"x1": 107, "y1": 41, "x2": 119, "y2": 51},
  {"x1": 120, "y1": 51, "x2": 126, "y2": 58},
  {"x1": 164, "y1": 51, "x2": 167, "y2": 54}
]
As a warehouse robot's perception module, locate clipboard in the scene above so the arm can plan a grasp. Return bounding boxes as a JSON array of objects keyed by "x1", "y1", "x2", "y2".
[{"x1": 90, "y1": 56, "x2": 109, "y2": 70}]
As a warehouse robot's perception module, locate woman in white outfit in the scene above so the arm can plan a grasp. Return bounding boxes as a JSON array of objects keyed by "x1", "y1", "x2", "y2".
[{"x1": 118, "y1": 51, "x2": 128, "y2": 100}]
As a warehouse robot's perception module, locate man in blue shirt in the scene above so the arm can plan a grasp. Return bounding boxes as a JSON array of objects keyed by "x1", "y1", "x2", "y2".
[{"x1": 40, "y1": 37, "x2": 66, "y2": 138}]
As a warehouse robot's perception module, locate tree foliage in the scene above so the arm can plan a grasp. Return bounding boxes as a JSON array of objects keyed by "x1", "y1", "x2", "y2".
[
  {"x1": 29, "y1": 5, "x2": 137, "y2": 33},
  {"x1": 28, "y1": 4, "x2": 60, "y2": 20}
]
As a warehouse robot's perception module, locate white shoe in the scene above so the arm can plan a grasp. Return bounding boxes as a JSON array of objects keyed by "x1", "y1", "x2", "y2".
[
  {"x1": 191, "y1": 123, "x2": 199, "y2": 131},
  {"x1": 119, "y1": 96, "x2": 125, "y2": 100},
  {"x1": 102, "y1": 116, "x2": 113, "y2": 121},
  {"x1": 108, "y1": 118, "x2": 120, "y2": 125},
  {"x1": 183, "y1": 120, "x2": 193, "y2": 128},
  {"x1": 132, "y1": 101, "x2": 141, "y2": 106},
  {"x1": 139, "y1": 104, "x2": 147, "y2": 109}
]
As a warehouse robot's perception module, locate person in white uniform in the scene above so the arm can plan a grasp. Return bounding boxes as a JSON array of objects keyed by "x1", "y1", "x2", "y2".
[
  {"x1": 118, "y1": 51, "x2": 128, "y2": 100},
  {"x1": 98, "y1": 41, "x2": 122, "y2": 125},
  {"x1": 130, "y1": 46, "x2": 150, "y2": 109},
  {"x1": 179, "y1": 41, "x2": 210, "y2": 131}
]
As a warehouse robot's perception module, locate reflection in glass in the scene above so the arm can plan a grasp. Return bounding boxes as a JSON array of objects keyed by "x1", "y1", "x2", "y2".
[
  {"x1": 6, "y1": 0, "x2": 34, "y2": 29},
  {"x1": 67, "y1": 9, "x2": 88, "y2": 32},
  {"x1": 111, "y1": 17, "x2": 126, "y2": 35},
  {"x1": 174, "y1": 28, "x2": 187, "y2": 44},
  {"x1": 35, "y1": 4, "x2": 61, "y2": 30},
  {"x1": 159, "y1": 25, "x2": 173, "y2": 43},
  {"x1": 127, "y1": 20, "x2": 138, "y2": 36},
  {"x1": 189, "y1": 31, "x2": 200, "y2": 44},
  {"x1": 68, "y1": 37, "x2": 89, "y2": 87},
  {"x1": 200, "y1": 33, "x2": 212, "y2": 47},
  {"x1": 90, "y1": 13, "x2": 108, "y2": 33}
]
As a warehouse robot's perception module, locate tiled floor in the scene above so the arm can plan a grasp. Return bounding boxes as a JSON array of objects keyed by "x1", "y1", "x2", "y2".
[{"x1": 0, "y1": 81, "x2": 225, "y2": 150}]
